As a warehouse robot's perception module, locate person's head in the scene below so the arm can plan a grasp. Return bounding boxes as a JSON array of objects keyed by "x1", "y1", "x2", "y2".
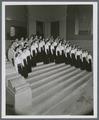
[
  {"x1": 15, "y1": 38, "x2": 19, "y2": 42},
  {"x1": 25, "y1": 38, "x2": 28, "y2": 41},
  {"x1": 21, "y1": 37, "x2": 24, "y2": 41},
  {"x1": 85, "y1": 50, "x2": 88, "y2": 53},
  {"x1": 35, "y1": 35, "x2": 38, "y2": 39},
  {"x1": 39, "y1": 36, "x2": 42, "y2": 40}
]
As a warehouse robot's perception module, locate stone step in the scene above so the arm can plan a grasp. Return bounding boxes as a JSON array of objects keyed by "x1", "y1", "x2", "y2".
[
  {"x1": 28, "y1": 63, "x2": 66, "y2": 80},
  {"x1": 30, "y1": 72, "x2": 91, "y2": 115},
  {"x1": 28, "y1": 64, "x2": 70, "y2": 83},
  {"x1": 43, "y1": 77, "x2": 92, "y2": 115},
  {"x1": 6, "y1": 62, "x2": 53, "y2": 79},
  {"x1": 6, "y1": 67, "x2": 16, "y2": 75},
  {"x1": 31, "y1": 70, "x2": 86, "y2": 106},
  {"x1": 6, "y1": 63, "x2": 56, "y2": 80},
  {"x1": 31, "y1": 67, "x2": 78, "y2": 98},
  {"x1": 32, "y1": 62, "x2": 55, "y2": 71},
  {"x1": 30, "y1": 66, "x2": 76, "y2": 90}
]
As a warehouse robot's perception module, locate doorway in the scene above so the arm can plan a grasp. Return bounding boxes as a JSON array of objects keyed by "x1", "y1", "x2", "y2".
[
  {"x1": 36, "y1": 21, "x2": 44, "y2": 37},
  {"x1": 51, "y1": 21, "x2": 59, "y2": 39}
]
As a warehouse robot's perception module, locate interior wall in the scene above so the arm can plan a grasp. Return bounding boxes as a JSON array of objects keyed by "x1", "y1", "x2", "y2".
[
  {"x1": 5, "y1": 5, "x2": 93, "y2": 55},
  {"x1": 5, "y1": 6, "x2": 28, "y2": 53},
  {"x1": 27, "y1": 5, "x2": 67, "y2": 39},
  {"x1": 66, "y1": 5, "x2": 93, "y2": 40},
  {"x1": 6, "y1": 6, "x2": 27, "y2": 37}
]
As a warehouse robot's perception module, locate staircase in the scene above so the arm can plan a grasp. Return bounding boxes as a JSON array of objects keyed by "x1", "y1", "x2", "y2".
[{"x1": 6, "y1": 61, "x2": 93, "y2": 115}]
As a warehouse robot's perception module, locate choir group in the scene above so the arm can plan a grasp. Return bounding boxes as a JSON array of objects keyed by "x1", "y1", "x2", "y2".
[{"x1": 7, "y1": 35, "x2": 92, "y2": 79}]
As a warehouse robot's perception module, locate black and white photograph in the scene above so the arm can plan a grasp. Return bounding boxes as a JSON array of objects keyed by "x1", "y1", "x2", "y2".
[{"x1": 1, "y1": 1, "x2": 98, "y2": 119}]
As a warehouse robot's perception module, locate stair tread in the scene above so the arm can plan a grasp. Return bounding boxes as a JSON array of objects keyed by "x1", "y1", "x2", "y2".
[
  {"x1": 30, "y1": 72, "x2": 92, "y2": 115},
  {"x1": 31, "y1": 68, "x2": 79, "y2": 98},
  {"x1": 43, "y1": 77, "x2": 93, "y2": 115},
  {"x1": 28, "y1": 63, "x2": 66, "y2": 81},
  {"x1": 6, "y1": 61, "x2": 93, "y2": 115},
  {"x1": 28, "y1": 64, "x2": 70, "y2": 82},
  {"x1": 31, "y1": 70, "x2": 87, "y2": 105},
  {"x1": 30, "y1": 66, "x2": 76, "y2": 90},
  {"x1": 7, "y1": 63, "x2": 63, "y2": 80}
]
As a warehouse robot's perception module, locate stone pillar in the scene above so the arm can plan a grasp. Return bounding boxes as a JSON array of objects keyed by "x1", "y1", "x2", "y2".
[
  {"x1": 75, "y1": 16, "x2": 79, "y2": 35},
  {"x1": 7, "y1": 77, "x2": 32, "y2": 114},
  {"x1": 28, "y1": 17, "x2": 36, "y2": 37},
  {"x1": 59, "y1": 6, "x2": 67, "y2": 40},
  {"x1": 59, "y1": 17, "x2": 66, "y2": 40},
  {"x1": 91, "y1": 19, "x2": 93, "y2": 35}
]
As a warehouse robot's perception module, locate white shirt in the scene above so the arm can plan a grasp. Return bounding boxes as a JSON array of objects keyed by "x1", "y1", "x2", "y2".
[
  {"x1": 56, "y1": 46, "x2": 62, "y2": 55},
  {"x1": 61, "y1": 46, "x2": 65, "y2": 51},
  {"x1": 81, "y1": 52, "x2": 88, "y2": 62},
  {"x1": 35, "y1": 42, "x2": 39, "y2": 49},
  {"x1": 71, "y1": 49, "x2": 77, "y2": 54},
  {"x1": 51, "y1": 44, "x2": 55, "y2": 54},
  {"x1": 75, "y1": 50, "x2": 82, "y2": 59},
  {"x1": 8, "y1": 47, "x2": 15, "y2": 62},
  {"x1": 38, "y1": 41, "x2": 45, "y2": 52},
  {"x1": 82, "y1": 52, "x2": 88, "y2": 58},
  {"x1": 26, "y1": 49, "x2": 31, "y2": 57},
  {"x1": 22, "y1": 51, "x2": 27, "y2": 60},
  {"x1": 15, "y1": 54, "x2": 23, "y2": 73},
  {"x1": 53, "y1": 42, "x2": 57, "y2": 47},
  {"x1": 87, "y1": 54, "x2": 92, "y2": 63},
  {"x1": 45, "y1": 43, "x2": 49, "y2": 54},
  {"x1": 76, "y1": 51, "x2": 82, "y2": 56},
  {"x1": 31, "y1": 44, "x2": 37, "y2": 56},
  {"x1": 65, "y1": 46, "x2": 71, "y2": 53},
  {"x1": 47, "y1": 42, "x2": 51, "y2": 46}
]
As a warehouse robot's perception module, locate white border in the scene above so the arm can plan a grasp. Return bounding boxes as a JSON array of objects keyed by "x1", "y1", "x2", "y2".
[{"x1": 2, "y1": 1, "x2": 98, "y2": 119}]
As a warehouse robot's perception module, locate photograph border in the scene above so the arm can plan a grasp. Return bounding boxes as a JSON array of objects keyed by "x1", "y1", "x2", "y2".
[{"x1": 1, "y1": 1, "x2": 98, "y2": 119}]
